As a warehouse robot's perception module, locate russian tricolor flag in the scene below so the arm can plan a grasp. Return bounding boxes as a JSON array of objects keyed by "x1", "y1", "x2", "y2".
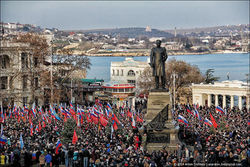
[
  {"x1": 204, "y1": 118, "x2": 213, "y2": 127},
  {"x1": 186, "y1": 105, "x2": 193, "y2": 115},
  {"x1": 194, "y1": 109, "x2": 202, "y2": 121},
  {"x1": 0, "y1": 137, "x2": 7, "y2": 145},
  {"x1": 216, "y1": 106, "x2": 226, "y2": 115},
  {"x1": 107, "y1": 103, "x2": 112, "y2": 111},
  {"x1": 55, "y1": 140, "x2": 62, "y2": 154},
  {"x1": 177, "y1": 115, "x2": 189, "y2": 126}
]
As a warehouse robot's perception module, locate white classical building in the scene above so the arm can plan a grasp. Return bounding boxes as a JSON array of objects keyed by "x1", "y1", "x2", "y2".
[
  {"x1": 110, "y1": 57, "x2": 149, "y2": 85},
  {"x1": 192, "y1": 80, "x2": 250, "y2": 110}
]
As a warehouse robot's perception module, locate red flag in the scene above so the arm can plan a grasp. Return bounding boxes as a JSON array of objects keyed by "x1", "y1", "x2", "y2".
[
  {"x1": 72, "y1": 129, "x2": 78, "y2": 144},
  {"x1": 38, "y1": 121, "x2": 42, "y2": 132},
  {"x1": 127, "y1": 110, "x2": 132, "y2": 118},
  {"x1": 81, "y1": 116, "x2": 83, "y2": 125},
  {"x1": 112, "y1": 114, "x2": 120, "y2": 124},
  {"x1": 136, "y1": 115, "x2": 143, "y2": 123},
  {"x1": 113, "y1": 122, "x2": 118, "y2": 130},
  {"x1": 210, "y1": 112, "x2": 218, "y2": 128},
  {"x1": 91, "y1": 115, "x2": 98, "y2": 124},
  {"x1": 86, "y1": 115, "x2": 92, "y2": 123},
  {"x1": 100, "y1": 115, "x2": 108, "y2": 127},
  {"x1": 42, "y1": 121, "x2": 46, "y2": 128},
  {"x1": 135, "y1": 136, "x2": 139, "y2": 150},
  {"x1": 29, "y1": 115, "x2": 32, "y2": 124}
]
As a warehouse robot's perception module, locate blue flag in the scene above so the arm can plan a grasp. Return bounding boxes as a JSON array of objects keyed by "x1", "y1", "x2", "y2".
[{"x1": 20, "y1": 133, "x2": 24, "y2": 149}]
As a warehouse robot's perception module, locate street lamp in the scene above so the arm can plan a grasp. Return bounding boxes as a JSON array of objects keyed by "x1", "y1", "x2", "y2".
[
  {"x1": 50, "y1": 40, "x2": 54, "y2": 105},
  {"x1": 171, "y1": 73, "x2": 178, "y2": 110}
]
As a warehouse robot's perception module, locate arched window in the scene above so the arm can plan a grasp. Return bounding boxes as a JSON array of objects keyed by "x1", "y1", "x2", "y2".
[
  {"x1": 0, "y1": 55, "x2": 10, "y2": 69},
  {"x1": 128, "y1": 70, "x2": 135, "y2": 76}
]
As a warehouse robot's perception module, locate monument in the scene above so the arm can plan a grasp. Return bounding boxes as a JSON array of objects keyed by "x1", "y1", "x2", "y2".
[{"x1": 144, "y1": 40, "x2": 179, "y2": 152}]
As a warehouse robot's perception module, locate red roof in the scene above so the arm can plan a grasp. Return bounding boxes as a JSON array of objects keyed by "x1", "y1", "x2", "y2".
[{"x1": 102, "y1": 84, "x2": 135, "y2": 89}]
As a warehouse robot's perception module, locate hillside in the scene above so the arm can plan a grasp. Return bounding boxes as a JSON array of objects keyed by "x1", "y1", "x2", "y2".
[{"x1": 73, "y1": 27, "x2": 175, "y2": 38}]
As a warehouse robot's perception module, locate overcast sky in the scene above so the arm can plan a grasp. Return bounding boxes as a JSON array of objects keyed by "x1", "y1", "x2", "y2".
[{"x1": 1, "y1": 1, "x2": 249, "y2": 30}]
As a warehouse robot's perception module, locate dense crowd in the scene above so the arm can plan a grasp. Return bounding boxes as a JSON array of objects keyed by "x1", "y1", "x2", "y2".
[{"x1": 0, "y1": 101, "x2": 249, "y2": 167}]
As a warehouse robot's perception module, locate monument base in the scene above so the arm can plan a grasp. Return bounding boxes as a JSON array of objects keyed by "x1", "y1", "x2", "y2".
[
  {"x1": 144, "y1": 91, "x2": 179, "y2": 153},
  {"x1": 144, "y1": 91, "x2": 171, "y2": 124}
]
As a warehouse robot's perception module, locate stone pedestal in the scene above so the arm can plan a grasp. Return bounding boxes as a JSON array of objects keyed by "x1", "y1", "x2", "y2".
[
  {"x1": 145, "y1": 91, "x2": 171, "y2": 124},
  {"x1": 144, "y1": 91, "x2": 179, "y2": 152}
]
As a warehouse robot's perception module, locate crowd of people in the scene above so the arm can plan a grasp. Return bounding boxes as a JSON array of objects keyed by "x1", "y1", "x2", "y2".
[{"x1": 0, "y1": 101, "x2": 249, "y2": 167}]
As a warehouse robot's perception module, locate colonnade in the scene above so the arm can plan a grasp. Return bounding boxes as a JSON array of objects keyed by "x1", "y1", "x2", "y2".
[{"x1": 206, "y1": 94, "x2": 249, "y2": 109}]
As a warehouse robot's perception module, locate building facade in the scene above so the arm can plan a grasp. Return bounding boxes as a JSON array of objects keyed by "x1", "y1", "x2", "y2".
[
  {"x1": 0, "y1": 40, "x2": 43, "y2": 108},
  {"x1": 110, "y1": 57, "x2": 149, "y2": 85},
  {"x1": 102, "y1": 83, "x2": 135, "y2": 107},
  {"x1": 192, "y1": 80, "x2": 250, "y2": 110}
]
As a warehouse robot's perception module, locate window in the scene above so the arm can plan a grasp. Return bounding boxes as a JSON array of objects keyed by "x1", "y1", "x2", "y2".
[
  {"x1": 34, "y1": 77, "x2": 39, "y2": 89},
  {"x1": 128, "y1": 80, "x2": 136, "y2": 84},
  {"x1": 128, "y1": 70, "x2": 135, "y2": 76},
  {"x1": 119, "y1": 89, "x2": 124, "y2": 93},
  {"x1": 21, "y1": 52, "x2": 28, "y2": 69},
  {"x1": 112, "y1": 69, "x2": 115, "y2": 76},
  {"x1": 35, "y1": 97, "x2": 38, "y2": 106},
  {"x1": 121, "y1": 69, "x2": 124, "y2": 76},
  {"x1": 0, "y1": 77, "x2": 7, "y2": 89},
  {"x1": 23, "y1": 97, "x2": 28, "y2": 106},
  {"x1": 1, "y1": 55, "x2": 10, "y2": 69},
  {"x1": 116, "y1": 70, "x2": 119, "y2": 76},
  {"x1": 23, "y1": 75, "x2": 28, "y2": 90},
  {"x1": 34, "y1": 57, "x2": 38, "y2": 67}
]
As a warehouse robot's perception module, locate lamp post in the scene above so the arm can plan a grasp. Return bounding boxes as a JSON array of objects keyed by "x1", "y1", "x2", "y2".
[
  {"x1": 50, "y1": 40, "x2": 53, "y2": 105},
  {"x1": 171, "y1": 73, "x2": 178, "y2": 110},
  {"x1": 71, "y1": 78, "x2": 73, "y2": 103}
]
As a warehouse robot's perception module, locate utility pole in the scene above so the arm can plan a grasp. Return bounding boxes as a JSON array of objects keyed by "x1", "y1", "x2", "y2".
[
  {"x1": 71, "y1": 78, "x2": 73, "y2": 103},
  {"x1": 50, "y1": 40, "x2": 53, "y2": 105}
]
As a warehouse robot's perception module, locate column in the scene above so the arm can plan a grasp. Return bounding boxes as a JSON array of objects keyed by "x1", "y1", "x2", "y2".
[
  {"x1": 238, "y1": 96, "x2": 242, "y2": 110},
  {"x1": 230, "y1": 95, "x2": 234, "y2": 109},
  {"x1": 223, "y1": 95, "x2": 226, "y2": 108},
  {"x1": 246, "y1": 96, "x2": 250, "y2": 110},
  {"x1": 207, "y1": 94, "x2": 211, "y2": 107},
  {"x1": 215, "y1": 94, "x2": 218, "y2": 107}
]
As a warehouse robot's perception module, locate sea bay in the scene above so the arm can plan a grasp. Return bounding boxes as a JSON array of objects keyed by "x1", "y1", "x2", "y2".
[{"x1": 86, "y1": 53, "x2": 249, "y2": 82}]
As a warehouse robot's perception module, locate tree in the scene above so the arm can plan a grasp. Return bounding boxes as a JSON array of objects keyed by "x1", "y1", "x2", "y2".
[
  {"x1": 13, "y1": 33, "x2": 91, "y2": 106},
  {"x1": 137, "y1": 66, "x2": 155, "y2": 92},
  {"x1": 61, "y1": 118, "x2": 80, "y2": 145},
  {"x1": 204, "y1": 69, "x2": 220, "y2": 84},
  {"x1": 48, "y1": 48, "x2": 91, "y2": 105},
  {"x1": 138, "y1": 58, "x2": 205, "y2": 102}
]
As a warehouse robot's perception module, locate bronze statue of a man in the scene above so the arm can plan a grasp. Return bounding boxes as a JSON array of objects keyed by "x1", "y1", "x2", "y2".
[{"x1": 149, "y1": 40, "x2": 168, "y2": 89}]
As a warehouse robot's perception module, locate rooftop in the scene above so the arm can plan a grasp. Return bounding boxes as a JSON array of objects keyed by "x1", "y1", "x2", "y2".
[
  {"x1": 192, "y1": 80, "x2": 249, "y2": 88},
  {"x1": 111, "y1": 57, "x2": 150, "y2": 67}
]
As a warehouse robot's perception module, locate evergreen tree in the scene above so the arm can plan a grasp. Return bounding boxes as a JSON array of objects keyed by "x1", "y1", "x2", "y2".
[
  {"x1": 204, "y1": 69, "x2": 220, "y2": 84},
  {"x1": 61, "y1": 118, "x2": 80, "y2": 144}
]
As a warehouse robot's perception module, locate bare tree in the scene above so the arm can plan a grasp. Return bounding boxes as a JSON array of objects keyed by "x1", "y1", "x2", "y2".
[
  {"x1": 11, "y1": 33, "x2": 91, "y2": 106},
  {"x1": 138, "y1": 58, "x2": 205, "y2": 102}
]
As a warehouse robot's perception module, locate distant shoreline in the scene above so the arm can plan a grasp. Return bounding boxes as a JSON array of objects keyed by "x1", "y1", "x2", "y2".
[{"x1": 84, "y1": 51, "x2": 248, "y2": 57}]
